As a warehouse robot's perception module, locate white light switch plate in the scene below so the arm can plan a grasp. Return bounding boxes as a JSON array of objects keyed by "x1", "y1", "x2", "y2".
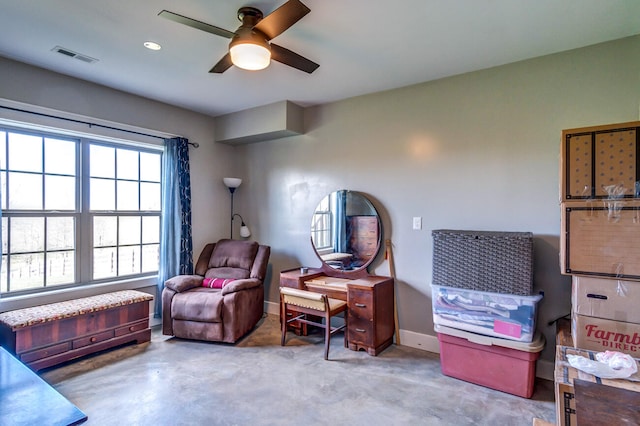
[{"x1": 413, "y1": 217, "x2": 422, "y2": 230}]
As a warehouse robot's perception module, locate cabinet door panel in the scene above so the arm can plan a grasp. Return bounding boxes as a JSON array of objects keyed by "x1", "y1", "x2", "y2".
[
  {"x1": 72, "y1": 329, "x2": 114, "y2": 349},
  {"x1": 21, "y1": 341, "x2": 70, "y2": 363}
]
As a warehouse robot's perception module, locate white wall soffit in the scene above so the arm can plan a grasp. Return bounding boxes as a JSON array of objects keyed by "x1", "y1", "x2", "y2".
[{"x1": 214, "y1": 100, "x2": 304, "y2": 145}]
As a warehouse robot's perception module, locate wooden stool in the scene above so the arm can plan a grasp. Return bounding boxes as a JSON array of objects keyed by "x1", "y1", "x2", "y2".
[{"x1": 280, "y1": 287, "x2": 347, "y2": 360}]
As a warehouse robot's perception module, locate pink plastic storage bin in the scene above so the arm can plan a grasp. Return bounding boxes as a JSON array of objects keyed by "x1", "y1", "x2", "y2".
[{"x1": 435, "y1": 324, "x2": 545, "y2": 398}]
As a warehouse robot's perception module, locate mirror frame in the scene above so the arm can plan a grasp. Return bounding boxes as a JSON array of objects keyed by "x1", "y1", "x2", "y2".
[{"x1": 310, "y1": 190, "x2": 382, "y2": 279}]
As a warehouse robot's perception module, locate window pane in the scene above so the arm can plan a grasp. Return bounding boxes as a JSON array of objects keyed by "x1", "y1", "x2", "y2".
[
  {"x1": 8, "y1": 172, "x2": 42, "y2": 210},
  {"x1": 140, "y1": 152, "x2": 161, "y2": 182},
  {"x1": 45, "y1": 138, "x2": 76, "y2": 175},
  {"x1": 142, "y1": 216, "x2": 159, "y2": 244},
  {"x1": 1, "y1": 171, "x2": 5, "y2": 210},
  {"x1": 118, "y1": 245, "x2": 140, "y2": 275},
  {"x1": 10, "y1": 253, "x2": 44, "y2": 291},
  {"x1": 119, "y1": 216, "x2": 140, "y2": 245},
  {"x1": 90, "y1": 145, "x2": 115, "y2": 178},
  {"x1": 117, "y1": 149, "x2": 138, "y2": 180},
  {"x1": 140, "y1": 182, "x2": 160, "y2": 211},
  {"x1": 1, "y1": 217, "x2": 6, "y2": 254},
  {"x1": 10, "y1": 217, "x2": 44, "y2": 253},
  {"x1": 94, "y1": 216, "x2": 117, "y2": 247},
  {"x1": 0, "y1": 132, "x2": 6, "y2": 169},
  {"x1": 47, "y1": 217, "x2": 75, "y2": 250},
  {"x1": 47, "y1": 250, "x2": 74, "y2": 285},
  {"x1": 93, "y1": 247, "x2": 116, "y2": 279},
  {"x1": 90, "y1": 178, "x2": 115, "y2": 210},
  {"x1": 117, "y1": 181, "x2": 138, "y2": 210},
  {"x1": 45, "y1": 175, "x2": 76, "y2": 210},
  {"x1": 141, "y1": 244, "x2": 159, "y2": 272},
  {"x1": 1, "y1": 255, "x2": 6, "y2": 292},
  {"x1": 8, "y1": 133, "x2": 42, "y2": 172}
]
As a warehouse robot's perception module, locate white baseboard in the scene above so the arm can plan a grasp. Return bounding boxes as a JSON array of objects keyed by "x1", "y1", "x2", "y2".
[
  {"x1": 398, "y1": 329, "x2": 441, "y2": 353},
  {"x1": 150, "y1": 314, "x2": 161, "y2": 327},
  {"x1": 536, "y1": 359, "x2": 555, "y2": 381},
  {"x1": 265, "y1": 300, "x2": 279, "y2": 316},
  {"x1": 263, "y1": 300, "x2": 554, "y2": 380}
]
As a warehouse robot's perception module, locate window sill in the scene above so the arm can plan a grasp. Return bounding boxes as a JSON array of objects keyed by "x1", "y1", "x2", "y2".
[{"x1": 0, "y1": 276, "x2": 157, "y2": 313}]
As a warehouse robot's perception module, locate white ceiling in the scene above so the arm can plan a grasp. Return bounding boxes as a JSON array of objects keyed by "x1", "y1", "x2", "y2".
[{"x1": 1, "y1": 0, "x2": 639, "y2": 117}]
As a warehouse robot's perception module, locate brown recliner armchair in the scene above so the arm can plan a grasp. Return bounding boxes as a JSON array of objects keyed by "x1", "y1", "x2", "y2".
[{"x1": 162, "y1": 239, "x2": 271, "y2": 343}]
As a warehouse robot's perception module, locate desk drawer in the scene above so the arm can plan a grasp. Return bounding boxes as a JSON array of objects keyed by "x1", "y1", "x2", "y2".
[
  {"x1": 348, "y1": 317, "x2": 373, "y2": 345},
  {"x1": 349, "y1": 290, "x2": 374, "y2": 320}
]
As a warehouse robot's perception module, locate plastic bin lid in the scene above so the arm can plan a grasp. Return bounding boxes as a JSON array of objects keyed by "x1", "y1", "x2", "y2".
[
  {"x1": 430, "y1": 284, "x2": 544, "y2": 302},
  {"x1": 435, "y1": 324, "x2": 545, "y2": 353}
]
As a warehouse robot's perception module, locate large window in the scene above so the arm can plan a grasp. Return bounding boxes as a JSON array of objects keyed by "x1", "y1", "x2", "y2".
[{"x1": 0, "y1": 126, "x2": 162, "y2": 295}]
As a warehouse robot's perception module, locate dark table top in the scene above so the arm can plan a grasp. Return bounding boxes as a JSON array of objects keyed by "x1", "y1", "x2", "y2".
[{"x1": 0, "y1": 346, "x2": 87, "y2": 426}]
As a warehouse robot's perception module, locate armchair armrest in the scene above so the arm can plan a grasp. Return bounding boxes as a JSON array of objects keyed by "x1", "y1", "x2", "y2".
[
  {"x1": 165, "y1": 275, "x2": 203, "y2": 293},
  {"x1": 221, "y1": 278, "x2": 262, "y2": 296}
]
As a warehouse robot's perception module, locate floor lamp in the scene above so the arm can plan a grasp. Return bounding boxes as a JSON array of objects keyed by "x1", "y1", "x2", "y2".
[{"x1": 223, "y1": 177, "x2": 251, "y2": 239}]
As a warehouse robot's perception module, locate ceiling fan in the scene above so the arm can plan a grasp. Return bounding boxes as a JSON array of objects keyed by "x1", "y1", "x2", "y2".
[{"x1": 159, "y1": 0, "x2": 319, "y2": 74}]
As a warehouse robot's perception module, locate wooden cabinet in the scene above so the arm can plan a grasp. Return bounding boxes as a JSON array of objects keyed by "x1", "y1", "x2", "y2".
[
  {"x1": 279, "y1": 268, "x2": 394, "y2": 356},
  {"x1": 346, "y1": 277, "x2": 394, "y2": 355},
  {"x1": 0, "y1": 300, "x2": 151, "y2": 371}
]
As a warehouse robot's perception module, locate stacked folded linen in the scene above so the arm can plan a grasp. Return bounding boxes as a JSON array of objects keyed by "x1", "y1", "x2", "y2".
[{"x1": 432, "y1": 285, "x2": 543, "y2": 343}]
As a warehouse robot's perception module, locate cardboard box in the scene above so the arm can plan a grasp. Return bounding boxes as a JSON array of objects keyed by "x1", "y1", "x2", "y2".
[
  {"x1": 560, "y1": 200, "x2": 640, "y2": 280},
  {"x1": 554, "y1": 345, "x2": 640, "y2": 426},
  {"x1": 436, "y1": 324, "x2": 544, "y2": 398},
  {"x1": 572, "y1": 313, "x2": 640, "y2": 357},
  {"x1": 560, "y1": 121, "x2": 640, "y2": 202},
  {"x1": 572, "y1": 276, "x2": 640, "y2": 324}
]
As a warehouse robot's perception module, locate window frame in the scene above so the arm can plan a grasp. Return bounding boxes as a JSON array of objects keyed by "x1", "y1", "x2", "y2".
[{"x1": 1, "y1": 124, "x2": 163, "y2": 297}]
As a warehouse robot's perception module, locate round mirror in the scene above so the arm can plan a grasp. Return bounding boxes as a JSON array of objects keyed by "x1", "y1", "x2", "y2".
[{"x1": 310, "y1": 190, "x2": 381, "y2": 273}]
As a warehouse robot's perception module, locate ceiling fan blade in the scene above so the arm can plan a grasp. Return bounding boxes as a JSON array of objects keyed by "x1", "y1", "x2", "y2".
[
  {"x1": 209, "y1": 53, "x2": 233, "y2": 73},
  {"x1": 270, "y1": 43, "x2": 319, "y2": 74},
  {"x1": 254, "y1": 0, "x2": 310, "y2": 40},
  {"x1": 159, "y1": 10, "x2": 236, "y2": 39}
]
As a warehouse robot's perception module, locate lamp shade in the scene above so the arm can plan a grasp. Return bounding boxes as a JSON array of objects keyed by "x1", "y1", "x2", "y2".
[
  {"x1": 223, "y1": 177, "x2": 242, "y2": 189},
  {"x1": 239, "y1": 224, "x2": 251, "y2": 238},
  {"x1": 229, "y1": 28, "x2": 271, "y2": 71},
  {"x1": 230, "y1": 43, "x2": 271, "y2": 71}
]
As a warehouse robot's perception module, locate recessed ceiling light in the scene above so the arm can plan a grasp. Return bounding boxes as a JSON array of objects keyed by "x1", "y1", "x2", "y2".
[{"x1": 144, "y1": 41, "x2": 162, "y2": 51}]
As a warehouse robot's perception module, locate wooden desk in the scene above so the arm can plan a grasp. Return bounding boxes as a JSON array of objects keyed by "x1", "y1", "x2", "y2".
[
  {"x1": 0, "y1": 346, "x2": 87, "y2": 425},
  {"x1": 280, "y1": 268, "x2": 395, "y2": 356}
]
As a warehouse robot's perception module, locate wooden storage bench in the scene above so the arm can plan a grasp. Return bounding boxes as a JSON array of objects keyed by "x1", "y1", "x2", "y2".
[{"x1": 0, "y1": 290, "x2": 153, "y2": 371}]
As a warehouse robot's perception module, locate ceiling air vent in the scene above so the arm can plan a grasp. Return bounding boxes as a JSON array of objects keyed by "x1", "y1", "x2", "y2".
[{"x1": 51, "y1": 46, "x2": 98, "y2": 64}]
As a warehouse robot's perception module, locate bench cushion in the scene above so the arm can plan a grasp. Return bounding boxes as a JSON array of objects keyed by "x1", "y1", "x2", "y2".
[{"x1": 0, "y1": 290, "x2": 153, "y2": 330}]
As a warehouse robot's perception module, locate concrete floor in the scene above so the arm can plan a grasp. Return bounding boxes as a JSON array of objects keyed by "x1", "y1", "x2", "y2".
[{"x1": 41, "y1": 314, "x2": 556, "y2": 425}]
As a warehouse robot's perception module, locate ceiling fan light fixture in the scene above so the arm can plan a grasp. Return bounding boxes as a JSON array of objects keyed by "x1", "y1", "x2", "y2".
[{"x1": 229, "y1": 30, "x2": 271, "y2": 71}]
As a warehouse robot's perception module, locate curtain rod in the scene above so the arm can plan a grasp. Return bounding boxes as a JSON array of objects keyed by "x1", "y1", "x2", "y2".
[{"x1": 0, "y1": 105, "x2": 199, "y2": 148}]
